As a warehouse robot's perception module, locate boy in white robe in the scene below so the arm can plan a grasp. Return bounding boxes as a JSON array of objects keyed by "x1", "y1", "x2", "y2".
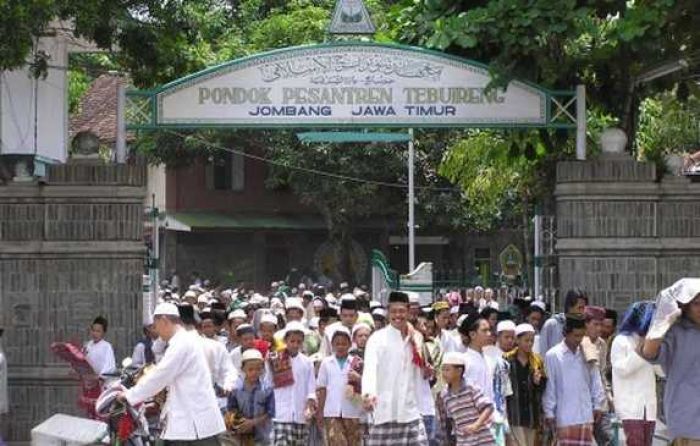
[{"x1": 83, "y1": 316, "x2": 116, "y2": 377}]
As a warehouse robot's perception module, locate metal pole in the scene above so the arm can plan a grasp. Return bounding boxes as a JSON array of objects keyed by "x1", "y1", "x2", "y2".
[
  {"x1": 116, "y1": 82, "x2": 126, "y2": 163},
  {"x1": 576, "y1": 84, "x2": 586, "y2": 160},
  {"x1": 151, "y1": 194, "x2": 159, "y2": 319},
  {"x1": 534, "y1": 212, "x2": 541, "y2": 301},
  {"x1": 408, "y1": 128, "x2": 416, "y2": 272}
]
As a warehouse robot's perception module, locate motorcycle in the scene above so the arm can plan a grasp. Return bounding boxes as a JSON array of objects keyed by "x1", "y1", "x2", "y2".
[{"x1": 95, "y1": 358, "x2": 162, "y2": 446}]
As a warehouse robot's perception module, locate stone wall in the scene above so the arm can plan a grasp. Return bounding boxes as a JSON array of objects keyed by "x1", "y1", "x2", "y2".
[
  {"x1": 0, "y1": 163, "x2": 145, "y2": 440},
  {"x1": 555, "y1": 155, "x2": 700, "y2": 313}
]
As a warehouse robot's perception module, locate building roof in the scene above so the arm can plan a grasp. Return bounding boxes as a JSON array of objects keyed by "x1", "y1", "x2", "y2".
[{"x1": 69, "y1": 73, "x2": 132, "y2": 145}]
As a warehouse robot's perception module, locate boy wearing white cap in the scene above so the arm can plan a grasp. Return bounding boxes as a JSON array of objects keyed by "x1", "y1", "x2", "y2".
[
  {"x1": 317, "y1": 326, "x2": 363, "y2": 445},
  {"x1": 439, "y1": 352, "x2": 496, "y2": 446},
  {"x1": 225, "y1": 349, "x2": 274, "y2": 445},
  {"x1": 266, "y1": 321, "x2": 317, "y2": 445},
  {"x1": 503, "y1": 324, "x2": 546, "y2": 446}
]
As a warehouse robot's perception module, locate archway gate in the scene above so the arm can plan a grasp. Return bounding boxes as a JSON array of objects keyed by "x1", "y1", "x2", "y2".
[{"x1": 122, "y1": 41, "x2": 584, "y2": 294}]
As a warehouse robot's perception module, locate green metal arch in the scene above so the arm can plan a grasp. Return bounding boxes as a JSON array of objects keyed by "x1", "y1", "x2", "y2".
[{"x1": 126, "y1": 41, "x2": 578, "y2": 130}]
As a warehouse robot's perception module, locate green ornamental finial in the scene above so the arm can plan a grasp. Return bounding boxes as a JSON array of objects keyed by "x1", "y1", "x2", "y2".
[{"x1": 329, "y1": 0, "x2": 376, "y2": 35}]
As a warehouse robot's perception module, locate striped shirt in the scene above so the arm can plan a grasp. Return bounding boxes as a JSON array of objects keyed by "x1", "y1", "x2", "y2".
[{"x1": 441, "y1": 382, "x2": 496, "y2": 446}]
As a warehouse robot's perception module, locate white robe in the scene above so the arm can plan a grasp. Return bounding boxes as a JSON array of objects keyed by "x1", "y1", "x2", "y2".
[
  {"x1": 201, "y1": 335, "x2": 238, "y2": 409},
  {"x1": 125, "y1": 326, "x2": 226, "y2": 440},
  {"x1": 84, "y1": 339, "x2": 116, "y2": 376},
  {"x1": 362, "y1": 325, "x2": 423, "y2": 425}
]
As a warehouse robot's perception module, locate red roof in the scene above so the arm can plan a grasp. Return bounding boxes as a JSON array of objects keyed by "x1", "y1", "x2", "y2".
[{"x1": 69, "y1": 73, "x2": 133, "y2": 144}]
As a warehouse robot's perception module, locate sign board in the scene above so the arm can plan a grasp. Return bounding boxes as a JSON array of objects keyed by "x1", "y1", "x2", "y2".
[
  {"x1": 329, "y1": 0, "x2": 375, "y2": 35},
  {"x1": 154, "y1": 43, "x2": 549, "y2": 128}
]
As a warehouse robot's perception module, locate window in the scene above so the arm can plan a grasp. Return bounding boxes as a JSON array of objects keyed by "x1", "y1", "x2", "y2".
[{"x1": 205, "y1": 151, "x2": 245, "y2": 191}]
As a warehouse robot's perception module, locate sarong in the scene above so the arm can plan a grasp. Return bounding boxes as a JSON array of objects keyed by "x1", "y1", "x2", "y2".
[
  {"x1": 557, "y1": 423, "x2": 593, "y2": 446},
  {"x1": 621, "y1": 419, "x2": 655, "y2": 446},
  {"x1": 324, "y1": 417, "x2": 361, "y2": 446},
  {"x1": 510, "y1": 426, "x2": 537, "y2": 446},
  {"x1": 272, "y1": 421, "x2": 308, "y2": 446},
  {"x1": 366, "y1": 419, "x2": 428, "y2": 446},
  {"x1": 672, "y1": 439, "x2": 700, "y2": 446}
]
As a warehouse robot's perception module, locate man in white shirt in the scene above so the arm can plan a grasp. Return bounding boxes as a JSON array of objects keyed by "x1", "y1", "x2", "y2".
[
  {"x1": 362, "y1": 291, "x2": 429, "y2": 446},
  {"x1": 118, "y1": 302, "x2": 226, "y2": 444},
  {"x1": 543, "y1": 314, "x2": 605, "y2": 446},
  {"x1": 83, "y1": 316, "x2": 116, "y2": 377}
]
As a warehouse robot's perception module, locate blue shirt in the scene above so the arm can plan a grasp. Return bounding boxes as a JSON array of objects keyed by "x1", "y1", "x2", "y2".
[
  {"x1": 649, "y1": 319, "x2": 700, "y2": 440},
  {"x1": 227, "y1": 377, "x2": 275, "y2": 443},
  {"x1": 543, "y1": 341, "x2": 605, "y2": 427}
]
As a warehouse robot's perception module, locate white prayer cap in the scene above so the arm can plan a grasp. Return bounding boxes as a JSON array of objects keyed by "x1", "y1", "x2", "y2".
[
  {"x1": 475, "y1": 286, "x2": 484, "y2": 292},
  {"x1": 515, "y1": 323, "x2": 536, "y2": 337},
  {"x1": 302, "y1": 290, "x2": 314, "y2": 299},
  {"x1": 407, "y1": 292, "x2": 421, "y2": 304},
  {"x1": 325, "y1": 294, "x2": 337, "y2": 305},
  {"x1": 339, "y1": 282, "x2": 349, "y2": 289},
  {"x1": 352, "y1": 322, "x2": 372, "y2": 337},
  {"x1": 260, "y1": 313, "x2": 278, "y2": 326},
  {"x1": 197, "y1": 295, "x2": 209, "y2": 304},
  {"x1": 442, "y1": 352, "x2": 466, "y2": 367},
  {"x1": 308, "y1": 317, "x2": 320, "y2": 329},
  {"x1": 184, "y1": 290, "x2": 197, "y2": 299},
  {"x1": 228, "y1": 309, "x2": 246, "y2": 321},
  {"x1": 250, "y1": 293, "x2": 266, "y2": 305},
  {"x1": 353, "y1": 287, "x2": 366, "y2": 298},
  {"x1": 450, "y1": 305, "x2": 460, "y2": 315},
  {"x1": 530, "y1": 301, "x2": 546, "y2": 312},
  {"x1": 496, "y1": 320, "x2": 516, "y2": 333},
  {"x1": 241, "y1": 349, "x2": 263, "y2": 364},
  {"x1": 284, "y1": 321, "x2": 307, "y2": 337},
  {"x1": 285, "y1": 298, "x2": 305, "y2": 312},
  {"x1": 340, "y1": 293, "x2": 356, "y2": 302},
  {"x1": 331, "y1": 325, "x2": 352, "y2": 342},
  {"x1": 154, "y1": 302, "x2": 180, "y2": 317},
  {"x1": 369, "y1": 300, "x2": 382, "y2": 310},
  {"x1": 371, "y1": 308, "x2": 387, "y2": 318}
]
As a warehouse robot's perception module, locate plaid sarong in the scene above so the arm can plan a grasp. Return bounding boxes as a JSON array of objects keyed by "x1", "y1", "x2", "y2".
[
  {"x1": 557, "y1": 423, "x2": 593, "y2": 446},
  {"x1": 272, "y1": 422, "x2": 308, "y2": 446},
  {"x1": 366, "y1": 419, "x2": 428, "y2": 446}
]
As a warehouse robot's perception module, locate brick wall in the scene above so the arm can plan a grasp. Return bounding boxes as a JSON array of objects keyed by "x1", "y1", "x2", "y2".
[
  {"x1": 0, "y1": 163, "x2": 145, "y2": 440},
  {"x1": 555, "y1": 155, "x2": 700, "y2": 313}
]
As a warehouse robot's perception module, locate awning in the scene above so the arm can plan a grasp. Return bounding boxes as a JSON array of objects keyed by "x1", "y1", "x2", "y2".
[{"x1": 165, "y1": 212, "x2": 327, "y2": 232}]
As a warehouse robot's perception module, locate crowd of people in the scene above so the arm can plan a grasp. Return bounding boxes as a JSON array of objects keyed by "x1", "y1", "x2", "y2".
[{"x1": 79, "y1": 277, "x2": 700, "y2": 446}]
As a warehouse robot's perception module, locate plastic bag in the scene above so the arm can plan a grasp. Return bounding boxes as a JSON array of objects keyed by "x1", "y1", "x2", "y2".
[{"x1": 647, "y1": 278, "x2": 700, "y2": 339}]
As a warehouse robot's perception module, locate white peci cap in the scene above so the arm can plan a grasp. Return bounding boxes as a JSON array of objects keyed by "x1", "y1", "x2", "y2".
[
  {"x1": 442, "y1": 352, "x2": 466, "y2": 367},
  {"x1": 515, "y1": 323, "x2": 536, "y2": 337},
  {"x1": 260, "y1": 313, "x2": 278, "y2": 326},
  {"x1": 241, "y1": 349, "x2": 264, "y2": 364},
  {"x1": 496, "y1": 320, "x2": 517, "y2": 333},
  {"x1": 228, "y1": 309, "x2": 247, "y2": 321},
  {"x1": 154, "y1": 302, "x2": 180, "y2": 317}
]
